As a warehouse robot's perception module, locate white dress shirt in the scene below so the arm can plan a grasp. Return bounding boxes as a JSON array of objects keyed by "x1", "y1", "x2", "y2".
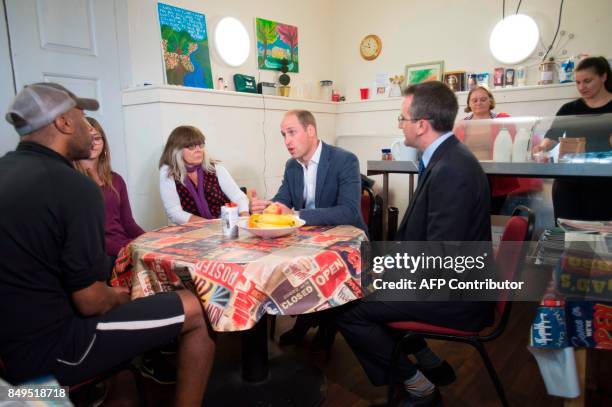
[
  {"x1": 159, "y1": 164, "x2": 249, "y2": 224},
  {"x1": 299, "y1": 141, "x2": 322, "y2": 210}
]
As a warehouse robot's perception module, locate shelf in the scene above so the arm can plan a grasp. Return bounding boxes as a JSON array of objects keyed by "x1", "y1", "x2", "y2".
[{"x1": 367, "y1": 160, "x2": 612, "y2": 178}]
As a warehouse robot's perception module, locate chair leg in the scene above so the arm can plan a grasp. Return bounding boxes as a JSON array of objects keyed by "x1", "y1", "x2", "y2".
[
  {"x1": 473, "y1": 341, "x2": 509, "y2": 407},
  {"x1": 387, "y1": 334, "x2": 408, "y2": 407}
]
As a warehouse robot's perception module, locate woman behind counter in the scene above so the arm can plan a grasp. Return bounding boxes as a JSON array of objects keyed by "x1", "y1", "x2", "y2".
[
  {"x1": 159, "y1": 125, "x2": 249, "y2": 224},
  {"x1": 455, "y1": 86, "x2": 542, "y2": 214},
  {"x1": 537, "y1": 56, "x2": 612, "y2": 221}
]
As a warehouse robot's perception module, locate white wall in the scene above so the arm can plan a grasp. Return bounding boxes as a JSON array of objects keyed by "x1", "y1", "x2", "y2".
[
  {"x1": 331, "y1": 0, "x2": 612, "y2": 100},
  {"x1": 124, "y1": 0, "x2": 335, "y2": 99},
  {"x1": 0, "y1": 1, "x2": 18, "y2": 155}
]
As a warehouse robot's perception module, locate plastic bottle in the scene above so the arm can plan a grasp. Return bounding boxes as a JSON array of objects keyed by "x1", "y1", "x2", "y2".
[
  {"x1": 493, "y1": 127, "x2": 513, "y2": 162},
  {"x1": 512, "y1": 128, "x2": 531, "y2": 162}
]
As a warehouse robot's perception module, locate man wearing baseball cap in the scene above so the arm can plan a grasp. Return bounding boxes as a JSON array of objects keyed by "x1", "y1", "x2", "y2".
[{"x1": 0, "y1": 83, "x2": 214, "y2": 406}]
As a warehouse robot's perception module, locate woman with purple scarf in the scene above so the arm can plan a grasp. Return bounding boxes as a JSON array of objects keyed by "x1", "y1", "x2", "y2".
[{"x1": 159, "y1": 125, "x2": 249, "y2": 224}]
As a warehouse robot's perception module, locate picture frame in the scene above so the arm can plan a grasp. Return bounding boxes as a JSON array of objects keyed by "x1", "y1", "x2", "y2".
[
  {"x1": 404, "y1": 61, "x2": 445, "y2": 86},
  {"x1": 505, "y1": 68, "x2": 516, "y2": 87},
  {"x1": 466, "y1": 72, "x2": 478, "y2": 91},
  {"x1": 493, "y1": 67, "x2": 504, "y2": 88},
  {"x1": 443, "y1": 71, "x2": 466, "y2": 92}
]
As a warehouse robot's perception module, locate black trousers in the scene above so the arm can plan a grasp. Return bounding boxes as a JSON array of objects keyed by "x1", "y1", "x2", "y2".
[{"x1": 335, "y1": 300, "x2": 492, "y2": 386}]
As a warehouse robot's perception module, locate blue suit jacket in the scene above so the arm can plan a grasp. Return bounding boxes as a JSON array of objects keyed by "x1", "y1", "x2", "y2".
[{"x1": 273, "y1": 142, "x2": 367, "y2": 232}]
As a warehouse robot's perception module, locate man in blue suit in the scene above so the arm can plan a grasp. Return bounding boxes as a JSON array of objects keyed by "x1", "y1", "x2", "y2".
[
  {"x1": 251, "y1": 109, "x2": 366, "y2": 232},
  {"x1": 250, "y1": 109, "x2": 366, "y2": 346},
  {"x1": 335, "y1": 82, "x2": 493, "y2": 407}
]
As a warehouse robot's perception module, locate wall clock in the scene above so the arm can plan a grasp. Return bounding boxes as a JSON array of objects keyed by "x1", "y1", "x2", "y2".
[{"x1": 360, "y1": 34, "x2": 382, "y2": 61}]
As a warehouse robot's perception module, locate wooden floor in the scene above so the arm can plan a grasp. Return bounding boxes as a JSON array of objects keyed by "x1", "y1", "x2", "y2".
[{"x1": 103, "y1": 302, "x2": 572, "y2": 407}]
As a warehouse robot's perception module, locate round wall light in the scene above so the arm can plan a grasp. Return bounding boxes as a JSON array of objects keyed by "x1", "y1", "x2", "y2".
[
  {"x1": 214, "y1": 17, "x2": 250, "y2": 67},
  {"x1": 489, "y1": 14, "x2": 539, "y2": 64}
]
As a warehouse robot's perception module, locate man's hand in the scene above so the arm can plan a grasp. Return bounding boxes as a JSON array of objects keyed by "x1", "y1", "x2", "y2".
[
  {"x1": 272, "y1": 202, "x2": 294, "y2": 215},
  {"x1": 112, "y1": 285, "x2": 130, "y2": 305},
  {"x1": 248, "y1": 189, "x2": 272, "y2": 214},
  {"x1": 73, "y1": 281, "x2": 131, "y2": 316}
]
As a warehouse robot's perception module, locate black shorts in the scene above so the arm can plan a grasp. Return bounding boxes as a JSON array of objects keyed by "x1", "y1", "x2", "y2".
[{"x1": 52, "y1": 292, "x2": 184, "y2": 386}]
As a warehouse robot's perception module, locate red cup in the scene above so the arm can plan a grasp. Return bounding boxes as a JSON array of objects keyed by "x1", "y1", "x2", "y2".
[{"x1": 360, "y1": 88, "x2": 369, "y2": 100}]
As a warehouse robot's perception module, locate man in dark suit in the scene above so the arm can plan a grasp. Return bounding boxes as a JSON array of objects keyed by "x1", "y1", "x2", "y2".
[
  {"x1": 251, "y1": 109, "x2": 366, "y2": 346},
  {"x1": 335, "y1": 81, "x2": 493, "y2": 406},
  {"x1": 251, "y1": 109, "x2": 366, "y2": 232}
]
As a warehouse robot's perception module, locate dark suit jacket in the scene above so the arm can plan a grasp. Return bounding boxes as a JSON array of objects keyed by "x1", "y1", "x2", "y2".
[
  {"x1": 397, "y1": 135, "x2": 494, "y2": 331},
  {"x1": 273, "y1": 142, "x2": 367, "y2": 232}
]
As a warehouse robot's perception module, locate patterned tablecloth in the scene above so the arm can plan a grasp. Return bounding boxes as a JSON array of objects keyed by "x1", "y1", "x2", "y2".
[{"x1": 111, "y1": 219, "x2": 366, "y2": 332}]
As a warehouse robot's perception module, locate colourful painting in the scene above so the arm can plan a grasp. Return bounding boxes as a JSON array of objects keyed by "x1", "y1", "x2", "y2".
[
  {"x1": 158, "y1": 3, "x2": 213, "y2": 89},
  {"x1": 256, "y1": 17, "x2": 299, "y2": 72},
  {"x1": 404, "y1": 61, "x2": 445, "y2": 86}
]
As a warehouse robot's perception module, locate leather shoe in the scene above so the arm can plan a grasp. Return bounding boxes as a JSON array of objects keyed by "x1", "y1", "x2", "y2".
[
  {"x1": 418, "y1": 361, "x2": 455, "y2": 387},
  {"x1": 395, "y1": 388, "x2": 442, "y2": 407},
  {"x1": 278, "y1": 315, "x2": 316, "y2": 346}
]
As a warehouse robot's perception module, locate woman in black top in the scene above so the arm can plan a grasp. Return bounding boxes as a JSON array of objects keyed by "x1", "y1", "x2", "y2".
[{"x1": 536, "y1": 56, "x2": 612, "y2": 221}]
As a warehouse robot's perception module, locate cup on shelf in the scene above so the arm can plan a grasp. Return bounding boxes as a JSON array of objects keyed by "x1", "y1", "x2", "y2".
[{"x1": 360, "y1": 88, "x2": 369, "y2": 100}]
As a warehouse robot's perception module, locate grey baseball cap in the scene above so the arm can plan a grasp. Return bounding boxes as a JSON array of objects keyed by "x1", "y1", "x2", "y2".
[{"x1": 5, "y1": 82, "x2": 99, "y2": 136}]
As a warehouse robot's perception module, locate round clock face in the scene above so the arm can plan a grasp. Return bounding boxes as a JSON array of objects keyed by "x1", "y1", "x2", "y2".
[{"x1": 360, "y1": 35, "x2": 381, "y2": 60}]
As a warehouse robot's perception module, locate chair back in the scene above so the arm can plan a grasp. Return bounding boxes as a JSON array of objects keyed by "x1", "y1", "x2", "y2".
[
  {"x1": 490, "y1": 205, "x2": 534, "y2": 338},
  {"x1": 361, "y1": 186, "x2": 375, "y2": 226}
]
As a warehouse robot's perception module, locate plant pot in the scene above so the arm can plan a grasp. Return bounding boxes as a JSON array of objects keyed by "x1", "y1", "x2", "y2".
[{"x1": 279, "y1": 86, "x2": 291, "y2": 97}]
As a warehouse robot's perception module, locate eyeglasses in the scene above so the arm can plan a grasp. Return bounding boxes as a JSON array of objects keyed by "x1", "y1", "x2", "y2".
[
  {"x1": 469, "y1": 97, "x2": 490, "y2": 104},
  {"x1": 92, "y1": 136, "x2": 104, "y2": 144},
  {"x1": 184, "y1": 144, "x2": 205, "y2": 151},
  {"x1": 397, "y1": 115, "x2": 432, "y2": 123}
]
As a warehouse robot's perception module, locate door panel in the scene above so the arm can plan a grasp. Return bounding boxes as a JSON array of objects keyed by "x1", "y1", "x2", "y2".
[{"x1": 5, "y1": 0, "x2": 127, "y2": 175}]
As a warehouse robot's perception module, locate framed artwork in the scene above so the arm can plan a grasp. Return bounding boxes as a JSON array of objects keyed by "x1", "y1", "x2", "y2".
[
  {"x1": 256, "y1": 17, "x2": 299, "y2": 72},
  {"x1": 404, "y1": 61, "x2": 444, "y2": 86},
  {"x1": 505, "y1": 68, "x2": 516, "y2": 87},
  {"x1": 443, "y1": 71, "x2": 466, "y2": 92},
  {"x1": 158, "y1": 3, "x2": 213, "y2": 89},
  {"x1": 476, "y1": 72, "x2": 490, "y2": 88},
  {"x1": 493, "y1": 67, "x2": 505, "y2": 87},
  {"x1": 466, "y1": 73, "x2": 478, "y2": 90}
]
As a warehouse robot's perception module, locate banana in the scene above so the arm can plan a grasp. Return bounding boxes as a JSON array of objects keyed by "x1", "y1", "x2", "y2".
[{"x1": 248, "y1": 214, "x2": 297, "y2": 229}]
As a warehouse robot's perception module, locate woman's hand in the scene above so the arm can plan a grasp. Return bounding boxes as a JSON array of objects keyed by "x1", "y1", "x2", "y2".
[{"x1": 534, "y1": 137, "x2": 557, "y2": 152}]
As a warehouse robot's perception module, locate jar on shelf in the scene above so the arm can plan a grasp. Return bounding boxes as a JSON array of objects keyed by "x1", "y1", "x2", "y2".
[
  {"x1": 538, "y1": 58, "x2": 556, "y2": 85},
  {"x1": 381, "y1": 148, "x2": 393, "y2": 160},
  {"x1": 319, "y1": 80, "x2": 333, "y2": 101}
]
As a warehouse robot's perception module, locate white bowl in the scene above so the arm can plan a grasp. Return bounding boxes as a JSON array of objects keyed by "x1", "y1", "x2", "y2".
[{"x1": 238, "y1": 217, "x2": 306, "y2": 239}]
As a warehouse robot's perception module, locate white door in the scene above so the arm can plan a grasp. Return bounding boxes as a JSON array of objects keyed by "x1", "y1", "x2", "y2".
[{"x1": 5, "y1": 0, "x2": 128, "y2": 175}]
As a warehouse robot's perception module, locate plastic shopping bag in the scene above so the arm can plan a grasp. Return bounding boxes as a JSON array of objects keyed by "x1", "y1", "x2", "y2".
[{"x1": 528, "y1": 346, "x2": 580, "y2": 398}]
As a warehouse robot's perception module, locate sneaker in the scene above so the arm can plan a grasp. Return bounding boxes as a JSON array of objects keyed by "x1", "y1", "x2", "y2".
[{"x1": 139, "y1": 354, "x2": 177, "y2": 385}]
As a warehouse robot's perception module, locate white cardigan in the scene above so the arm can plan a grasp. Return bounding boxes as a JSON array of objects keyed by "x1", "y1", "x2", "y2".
[{"x1": 159, "y1": 164, "x2": 249, "y2": 224}]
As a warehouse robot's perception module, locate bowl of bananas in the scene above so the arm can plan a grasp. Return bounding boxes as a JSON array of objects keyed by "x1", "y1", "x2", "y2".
[{"x1": 238, "y1": 214, "x2": 305, "y2": 239}]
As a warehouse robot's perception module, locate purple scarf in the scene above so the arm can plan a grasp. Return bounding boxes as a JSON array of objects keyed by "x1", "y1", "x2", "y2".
[{"x1": 184, "y1": 165, "x2": 213, "y2": 219}]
